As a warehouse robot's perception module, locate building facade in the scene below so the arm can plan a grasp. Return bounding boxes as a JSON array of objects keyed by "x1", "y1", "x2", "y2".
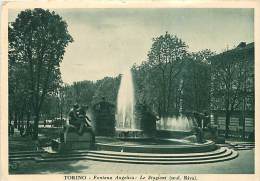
[{"x1": 210, "y1": 42, "x2": 254, "y2": 139}]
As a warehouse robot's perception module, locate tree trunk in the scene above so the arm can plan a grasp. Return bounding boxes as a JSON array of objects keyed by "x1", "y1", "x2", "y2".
[
  {"x1": 26, "y1": 111, "x2": 31, "y2": 127},
  {"x1": 14, "y1": 112, "x2": 18, "y2": 128},
  {"x1": 19, "y1": 111, "x2": 24, "y2": 127},
  {"x1": 33, "y1": 110, "x2": 40, "y2": 140},
  {"x1": 225, "y1": 110, "x2": 231, "y2": 138},
  {"x1": 162, "y1": 72, "x2": 166, "y2": 117},
  {"x1": 158, "y1": 101, "x2": 162, "y2": 118}
]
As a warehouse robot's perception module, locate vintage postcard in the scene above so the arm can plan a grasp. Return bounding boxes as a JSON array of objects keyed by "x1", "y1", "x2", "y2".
[{"x1": 0, "y1": 0, "x2": 259, "y2": 181}]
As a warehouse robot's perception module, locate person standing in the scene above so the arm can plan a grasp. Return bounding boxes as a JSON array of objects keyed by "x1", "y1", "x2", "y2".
[{"x1": 9, "y1": 123, "x2": 14, "y2": 137}]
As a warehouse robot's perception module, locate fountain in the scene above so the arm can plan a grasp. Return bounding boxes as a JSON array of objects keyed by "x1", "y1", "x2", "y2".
[
  {"x1": 116, "y1": 69, "x2": 136, "y2": 129},
  {"x1": 114, "y1": 69, "x2": 197, "y2": 141},
  {"x1": 157, "y1": 116, "x2": 194, "y2": 131},
  {"x1": 156, "y1": 116, "x2": 196, "y2": 139},
  {"x1": 155, "y1": 79, "x2": 198, "y2": 140},
  {"x1": 42, "y1": 68, "x2": 238, "y2": 165},
  {"x1": 115, "y1": 69, "x2": 146, "y2": 139},
  {"x1": 90, "y1": 68, "x2": 237, "y2": 164}
]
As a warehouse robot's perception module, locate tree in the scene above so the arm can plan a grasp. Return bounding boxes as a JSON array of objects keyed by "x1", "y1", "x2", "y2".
[
  {"x1": 70, "y1": 80, "x2": 96, "y2": 107},
  {"x1": 92, "y1": 76, "x2": 121, "y2": 105},
  {"x1": 182, "y1": 50, "x2": 215, "y2": 113},
  {"x1": 132, "y1": 62, "x2": 151, "y2": 105},
  {"x1": 8, "y1": 56, "x2": 32, "y2": 128},
  {"x1": 210, "y1": 44, "x2": 254, "y2": 138},
  {"x1": 9, "y1": 8, "x2": 73, "y2": 139},
  {"x1": 146, "y1": 32, "x2": 188, "y2": 117}
]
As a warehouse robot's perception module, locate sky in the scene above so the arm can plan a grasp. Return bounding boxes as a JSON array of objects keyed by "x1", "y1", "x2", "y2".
[{"x1": 9, "y1": 8, "x2": 254, "y2": 84}]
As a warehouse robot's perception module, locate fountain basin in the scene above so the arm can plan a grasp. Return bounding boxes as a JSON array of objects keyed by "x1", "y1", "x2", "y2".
[
  {"x1": 115, "y1": 129, "x2": 151, "y2": 140},
  {"x1": 156, "y1": 130, "x2": 194, "y2": 139},
  {"x1": 95, "y1": 137, "x2": 218, "y2": 154}
]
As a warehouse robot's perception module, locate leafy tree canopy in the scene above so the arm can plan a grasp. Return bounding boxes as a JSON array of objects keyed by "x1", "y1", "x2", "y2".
[{"x1": 9, "y1": 8, "x2": 73, "y2": 139}]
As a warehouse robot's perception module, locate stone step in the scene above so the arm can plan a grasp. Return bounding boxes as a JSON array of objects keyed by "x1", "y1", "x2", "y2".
[
  {"x1": 95, "y1": 141, "x2": 217, "y2": 154},
  {"x1": 239, "y1": 144, "x2": 255, "y2": 147},
  {"x1": 231, "y1": 143, "x2": 255, "y2": 146},
  {"x1": 9, "y1": 147, "x2": 230, "y2": 162},
  {"x1": 10, "y1": 148, "x2": 238, "y2": 164},
  {"x1": 229, "y1": 142, "x2": 255, "y2": 144},
  {"x1": 39, "y1": 149, "x2": 232, "y2": 162},
  {"x1": 9, "y1": 150, "x2": 45, "y2": 155},
  {"x1": 234, "y1": 145, "x2": 245, "y2": 148},
  {"x1": 9, "y1": 157, "x2": 35, "y2": 161},
  {"x1": 41, "y1": 147, "x2": 227, "y2": 159},
  {"x1": 231, "y1": 144, "x2": 254, "y2": 149},
  {"x1": 9, "y1": 153, "x2": 42, "y2": 158},
  {"x1": 229, "y1": 142, "x2": 254, "y2": 145},
  {"x1": 244, "y1": 146, "x2": 255, "y2": 148},
  {"x1": 82, "y1": 147, "x2": 227, "y2": 157},
  {"x1": 35, "y1": 150, "x2": 238, "y2": 165},
  {"x1": 234, "y1": 147, "x2": 254, "y2": 150}
]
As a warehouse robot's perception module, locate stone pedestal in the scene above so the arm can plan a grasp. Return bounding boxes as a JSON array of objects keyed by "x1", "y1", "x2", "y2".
[
  {"x1": 93, "y1": 110, "x2": 115, "y2": 136},
  {"x1": 135, "y1": 104, "x2": 157, "y2": 138},
  {"x1": 51, "y1": 126, "x2": 95, "y2": 152}
]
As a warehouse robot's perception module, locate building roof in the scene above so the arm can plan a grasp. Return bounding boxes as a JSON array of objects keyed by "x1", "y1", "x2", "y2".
[{"x1": 210, "y1": 42, "x2": 254, "y2": 63}]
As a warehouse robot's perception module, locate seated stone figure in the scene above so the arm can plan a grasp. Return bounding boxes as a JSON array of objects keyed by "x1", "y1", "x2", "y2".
[
  {"x1": 77, "y1": 106, "x2": 92, "y2": 135},
  {"x1": 68, "y1": 104, "x2": 80, "y2": 128},
  {"x1": 193, "y1": 127, "x2": 205, "y2": 143},
  {"x1": 52, "y1": 105, "x2": 95, "y2": 152},
  {"x1": 63, "y1": 104, "x2": 93, "y2": 142}
]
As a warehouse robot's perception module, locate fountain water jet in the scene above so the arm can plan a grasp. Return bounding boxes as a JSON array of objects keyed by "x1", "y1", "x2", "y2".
[
  {"x1": 115, "y1": 69, "x2": 145, "y2": 139},
  {"x1": 157, "y1": 116, "x2": 194, "y2": 131},
  {"x1": 116, "y1": 69, "x2": 136, "y2": 129}
]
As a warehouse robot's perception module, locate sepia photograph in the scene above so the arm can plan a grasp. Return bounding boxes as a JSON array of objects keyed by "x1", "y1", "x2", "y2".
[{"x1": 1, "y1": 1, "x2": 258, "y2": 179}]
